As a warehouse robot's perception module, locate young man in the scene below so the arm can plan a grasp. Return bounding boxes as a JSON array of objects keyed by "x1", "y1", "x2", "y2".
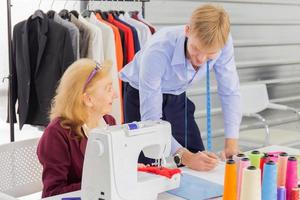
[{"x1": 120, "y1": 4, "x2": 241, "y2": 171}]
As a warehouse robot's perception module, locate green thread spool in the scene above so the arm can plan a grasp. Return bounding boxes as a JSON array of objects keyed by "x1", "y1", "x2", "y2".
[{"x1": 249, "y1": 150, "x2": 262, "y2": 168}]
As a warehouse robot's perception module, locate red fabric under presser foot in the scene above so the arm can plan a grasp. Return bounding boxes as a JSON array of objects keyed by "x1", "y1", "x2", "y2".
[{"x1": 138, "y1": 166, "x2": 181, "y2": 179}]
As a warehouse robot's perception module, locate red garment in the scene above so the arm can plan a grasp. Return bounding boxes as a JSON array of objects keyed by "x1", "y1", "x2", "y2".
[
  {"x1": 37, "y1": 116, "x2": 116, "y2": 198},
  {"x1": 108, "y1": 14, "x2": 135, "y2": 63},
  {"x1": 138, "y1": 166, "x2": 181, "y2": 179}
]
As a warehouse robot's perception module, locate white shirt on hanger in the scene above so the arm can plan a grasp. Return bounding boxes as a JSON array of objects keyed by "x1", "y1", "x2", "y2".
[
  {"x1": 120, "y1": 13, "x2": 151, "y2": 48},
  {"x1": 88, "y1": 13, "x2": 122, "y2": 124},
  {"x1": 79, "y1": 15, "x2": 104, "y2": 63}
]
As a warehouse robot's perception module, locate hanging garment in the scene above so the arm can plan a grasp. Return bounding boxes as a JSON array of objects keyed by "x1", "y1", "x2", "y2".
[
  {"x1": 121, "y1": 12, "x2": 151, "y2": 48},
  {"x1": 89, "y1": 13, "x2": 123, "y2": 124},
  {"x1": 11, "y1": 11, "x2": 75, "y2": 129},
  {"x1": 70, "y1": 13, "x2": 91, "y2": 58},
  {"x1": 132, "y1": 12, "x2": 156, "y2": 34},
  {"x1": 52, "y1": 13, "x2": 80, "y2": 59},
  {"x1": 95, "y1": 13, "x2": 123, "y2": 70},
  {"x1": 114, "y1": 15, "x2": 140, "y2": 53},
  {"x1": 99, "y1": 12, "x2": 127, "y2": 66},
  {"x1": 78, "y1": 15, "x2": 104, "y2": 63},
  {"x1": 119, "y1": 14, "x2": 141, "y2": 49},
  {"x1": 108, "y1": 13, "x2": 135, "y2": 63}
]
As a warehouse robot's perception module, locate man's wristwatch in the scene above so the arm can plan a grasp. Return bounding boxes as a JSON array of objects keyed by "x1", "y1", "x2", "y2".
[
  {"x1": 173, "y1": 153, "x2": 182, "y2": 167},
  {"x1": 173, "y1": 148, "x2": 186, "y2": 167}
]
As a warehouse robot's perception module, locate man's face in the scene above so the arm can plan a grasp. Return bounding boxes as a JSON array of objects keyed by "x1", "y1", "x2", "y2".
[{"x1": 185, "y1": 25, "x2": 220, "y2": 67}]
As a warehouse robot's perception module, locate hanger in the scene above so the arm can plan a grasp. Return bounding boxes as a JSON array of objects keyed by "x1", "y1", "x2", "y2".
[
  {"x1": 51, "y1": 0, "x2": 55, "y2": 9},
  {"x1": 59, "y1": 0, "x2": 70, "y2": 20},
  {"x1": 81, "y1": 0, "x2": 92, "y2": 18},
  {"x1": 31, "y1": 0, "x2": 44, "y2": 19},
  {"x1": 69, "y1": 0, "x2": 79, "y2": 18},
  {"x1": 32, "y1": 10, "x2": 44, "y2": 19},
  {"x1": 47, "y1": 0, "x2": 56, "y2": 19}
]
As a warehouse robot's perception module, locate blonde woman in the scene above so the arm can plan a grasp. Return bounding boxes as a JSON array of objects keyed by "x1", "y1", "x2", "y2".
[{"x1": 37, "y1": 59, "x2": 117, "y2": 198}]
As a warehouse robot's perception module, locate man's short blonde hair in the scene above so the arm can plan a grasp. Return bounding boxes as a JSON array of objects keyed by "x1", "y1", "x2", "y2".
[
  {"x1": 189, "y1": 4, "x2": 230, "y2": 50},
  {"x1": 50, "y1": 58, "x2": 111, "y2": 139}
]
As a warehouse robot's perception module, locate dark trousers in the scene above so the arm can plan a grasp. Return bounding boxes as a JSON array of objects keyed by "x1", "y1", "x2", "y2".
[{"x1": 123, "y1": 83, "x2": 205, "y2": 164}]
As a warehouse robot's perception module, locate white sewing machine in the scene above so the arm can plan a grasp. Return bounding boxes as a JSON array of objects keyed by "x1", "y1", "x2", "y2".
[{"x1": 81, "y1": 120, "x2": 181, "y2": 200}]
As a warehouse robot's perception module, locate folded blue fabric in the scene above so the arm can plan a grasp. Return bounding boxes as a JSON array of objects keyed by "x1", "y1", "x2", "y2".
[{"x1": 167, "y1": 173, "x2": 223, "y2": 200}]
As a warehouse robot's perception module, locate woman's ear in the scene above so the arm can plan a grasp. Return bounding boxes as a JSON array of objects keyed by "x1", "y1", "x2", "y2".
[
  {"x1": 184, "y1": 24, "x2": 191, "y2": 37},
  {"x1": 82, "y1": 93, "x2": 93, "y2": 108}
]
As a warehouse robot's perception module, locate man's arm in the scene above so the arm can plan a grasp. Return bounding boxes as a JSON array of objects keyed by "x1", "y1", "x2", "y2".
[
  {"x1": 139, "y1": 49, "x2": 184, "y2": 154},
  {"x1": 213, "y1": 34, "x2": 242, "y2": 157}
]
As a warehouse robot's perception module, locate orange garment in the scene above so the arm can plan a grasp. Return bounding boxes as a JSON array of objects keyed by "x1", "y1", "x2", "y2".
[
  {"x1": 96, "y1": 13, "x2": 124, "y2": 123},
  {"x1": 96, "y1": 13, "x2": 123, "y2": 71},
  {"x1": 108, "y1": 14, "x2": 135, "y2": 63}
]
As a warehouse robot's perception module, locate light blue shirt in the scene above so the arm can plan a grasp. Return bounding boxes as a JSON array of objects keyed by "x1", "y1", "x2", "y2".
[{"x1": 120, "y1": 26, "x2": 242, "y2": 154}]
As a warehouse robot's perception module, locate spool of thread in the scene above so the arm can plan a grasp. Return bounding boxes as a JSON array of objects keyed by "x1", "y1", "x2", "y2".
[
  {"x1": 262, "y1": 161, "x2": 277, "y2": 200},
  {"x1": 223, "y1": 159, "x2": 237, "y2": 200},
  {"x1": 240, "y1": 166, "x2": 261, "y2": 200},
  {"x1": 260, "y1": 154, "x2": 269, "y2": 181},
  {"x1": 267, "y1": 154, "x2": 278, "y2": 163},
  {"x1": 237, "y1": 157, "x2": 250, "y2": 200},
  {"x1": 286, "y1": 156, "x2": 298, "y2": 200},
  {"x1": 278, "y1": 152, "x2": 288, "y2": 187},
  {"x1": 291, "y1": 188, "x2": 299, "y2": 200},
  {"x1": 234, "y1": 153, "x2": 246, "y2": 173},
  {"x1": 297, "y1": 155, "x2": 300, "y2": 181},
  {"x1": 277, "y1": 187, "x2": 286, "y2": 200},
  {"x1": 249, "y1": 150, "x2": 262, "y2": 168}
]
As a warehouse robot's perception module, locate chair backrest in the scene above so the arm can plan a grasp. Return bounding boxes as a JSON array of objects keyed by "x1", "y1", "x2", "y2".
[
  {"x1": 240, "y1": 83, "x2": 270, "y2": 115},
  {"x1": 0, "y1": 191, "x2": 17, "y2": 200},
  {"x1": 0, "y1": 138, "x2": 42, "y2": 198}
]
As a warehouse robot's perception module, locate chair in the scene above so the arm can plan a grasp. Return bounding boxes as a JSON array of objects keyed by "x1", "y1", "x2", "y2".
[
  {"x1": 0, "y1": 138, "x2": 42, "y2": 198},
  {"x1": 240, "y1": 83, "x2": 300, "y2": 146},
  {"x1": 0, "y1": 191, "x2": 17, "y2": 200}
]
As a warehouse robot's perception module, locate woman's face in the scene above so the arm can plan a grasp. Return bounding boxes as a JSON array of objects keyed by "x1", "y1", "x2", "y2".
[{"x1": 87, "y1": 76, "x2": 117, "y2": 116}]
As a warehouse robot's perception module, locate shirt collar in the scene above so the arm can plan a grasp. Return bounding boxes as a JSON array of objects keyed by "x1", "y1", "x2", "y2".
[{"x1": 171, "y1": 34, "x2": 186, "y2": 66}]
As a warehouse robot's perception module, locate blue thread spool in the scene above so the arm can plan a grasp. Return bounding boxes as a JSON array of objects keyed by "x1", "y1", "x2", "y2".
[{"x1": 262, "y1": 160, "x2": 277, "y2": 200}]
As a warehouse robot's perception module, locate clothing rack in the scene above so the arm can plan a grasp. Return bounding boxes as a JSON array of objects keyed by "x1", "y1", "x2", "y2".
[{"x1": 6, "y1": 0, "x2": 150, "y2": 142}]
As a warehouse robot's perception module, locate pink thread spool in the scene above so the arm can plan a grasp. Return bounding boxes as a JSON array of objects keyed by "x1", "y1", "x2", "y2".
[
  {"x1": 278, "y1": 152, "x2": 288, "y2": 187},
  {"x1": 234, "y1": 153, "x2": 246, "y2": 173},
  {"x1": 286, "y1": 156, "x2": 298, "y2": 200},
  {"x1": 237, "y1": 157, "x2": 250, "y2": 200},
  {"x1": 267, "y1": 154, "x2": 278, "y2": 163}
]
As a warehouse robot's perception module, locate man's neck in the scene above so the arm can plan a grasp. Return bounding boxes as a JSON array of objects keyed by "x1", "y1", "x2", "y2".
[{"x1": 185, "y1": 38, "x2": 200, "y2": 71}]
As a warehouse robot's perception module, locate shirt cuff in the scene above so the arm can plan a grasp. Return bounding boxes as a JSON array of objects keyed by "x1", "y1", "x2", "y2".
[{"x1": 171, "y1": 136, "x2": 183, "y2": 155}]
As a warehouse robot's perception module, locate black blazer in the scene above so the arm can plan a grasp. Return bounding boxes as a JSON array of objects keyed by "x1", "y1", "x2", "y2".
[{"x1": 10, "y1": 11, "x2": 75, "y2": 129}]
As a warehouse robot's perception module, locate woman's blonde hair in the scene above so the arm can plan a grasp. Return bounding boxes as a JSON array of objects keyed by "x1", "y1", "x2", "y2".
[
  {"x1": 50, "y1": 58, "x2": 111, "y2": 139},
  {"x1": 189, "y1": 4, "x2": 230, "y2": 50}
]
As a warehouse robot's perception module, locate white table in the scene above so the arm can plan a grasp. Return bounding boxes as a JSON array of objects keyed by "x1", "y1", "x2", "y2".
[{"x1": 43, "y1": 145, "x2": 300, "y2": 200}]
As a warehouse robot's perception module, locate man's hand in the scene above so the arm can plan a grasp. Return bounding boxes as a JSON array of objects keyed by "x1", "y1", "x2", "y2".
[
  {"x1": 180, "y1": 149, "x2": 218, "y2": 171},
  {"x1": 219, "y1": 138, "x2": 240, "y2": 160}
]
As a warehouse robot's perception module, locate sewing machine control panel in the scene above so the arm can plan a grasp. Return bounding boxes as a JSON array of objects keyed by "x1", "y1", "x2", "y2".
[{"x1": 124, "y1": 121, "x2": 165, "y2": 136}]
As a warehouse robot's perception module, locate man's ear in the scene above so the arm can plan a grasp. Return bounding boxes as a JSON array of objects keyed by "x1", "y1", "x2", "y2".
[
  {"x1": 184, "y1": 24, "x2": 191, "y2": 37},
  {"x1": 82, "y1": 93, "x2": 93, "y2": 108}
]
